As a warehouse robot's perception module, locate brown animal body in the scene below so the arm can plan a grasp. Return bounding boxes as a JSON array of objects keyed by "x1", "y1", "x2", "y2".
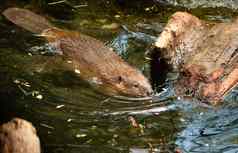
[
  {"x1": 3, "y1": 8, "x2": 153, "y2": 98},
  {"x1": 0, "y1": 118, "x2": 41, "y2": 153},
  {"x1": 154, "y1": 12, "x2": 238, "y2": 104}
]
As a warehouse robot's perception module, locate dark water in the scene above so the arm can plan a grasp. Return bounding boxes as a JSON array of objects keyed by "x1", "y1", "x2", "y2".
[{"x1": 0, "y1": 0, "x2": 238, "y2": 153}]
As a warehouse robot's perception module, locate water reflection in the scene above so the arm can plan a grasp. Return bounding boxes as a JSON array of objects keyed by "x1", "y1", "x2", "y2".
[{"x1": 175, "y1": 89, "x2": 238, "y2": 152}]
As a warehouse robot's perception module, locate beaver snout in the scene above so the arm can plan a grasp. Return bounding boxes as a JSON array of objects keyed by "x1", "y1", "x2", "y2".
[
  {"x1": 113, "y1": 81, "x2": 153, "y2": 98},
  {"x1": 146, "y1": 90, "x2": 154, "y2": 96},
  {"x1": 134, "y1": 83, "x2": 154, "y2": 97}
]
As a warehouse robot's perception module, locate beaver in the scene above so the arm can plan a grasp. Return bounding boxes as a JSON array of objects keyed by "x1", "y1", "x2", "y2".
[
  {"x1": 0, "y1": 118, "x2": 41, "y2": 153},
  {"x1": 152, "y1": 12, "x2": 238, "y2": 104},
  {"x1": 3, "y1": 8, "x2": 153, "y2": 98}
]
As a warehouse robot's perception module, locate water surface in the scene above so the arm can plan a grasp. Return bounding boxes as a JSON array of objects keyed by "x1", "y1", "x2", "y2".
[{"x1": 0, "y1": 1, "x2": 238, "y2": 152}]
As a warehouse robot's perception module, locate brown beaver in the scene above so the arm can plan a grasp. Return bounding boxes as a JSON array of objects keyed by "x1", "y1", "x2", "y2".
[
  {"x1": 0, "y1": 118, "x2": 41, "y2": 153},
  {"x1": 3, "y1": 8, "x2": 153, "y2": 98},
  {"x1": 153, "y1": 12, "x2": 238, "y2": 104}
]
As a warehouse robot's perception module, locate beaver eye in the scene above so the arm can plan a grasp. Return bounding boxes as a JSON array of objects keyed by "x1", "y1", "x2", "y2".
[
  {"x1": 118, "y1": 76, "x2": 123, "y2": 83},
  {"x1": 133, "y1": 83, "x2": 139, "y2": 88}
]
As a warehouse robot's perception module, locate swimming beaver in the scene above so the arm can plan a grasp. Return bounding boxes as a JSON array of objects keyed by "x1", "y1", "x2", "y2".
[
  {"x1": 0, "y1": 118, "x2": 41, "y2": 153},
  {"x1": 3, "y1": 8, "x2": 153, "y2": 98},
  {"x1": 153, "y1": 12, "x2": 238, "y2": 104}
]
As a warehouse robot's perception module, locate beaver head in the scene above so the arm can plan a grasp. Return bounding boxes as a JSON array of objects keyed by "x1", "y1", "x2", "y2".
[{"x1": 91, "y1": 68, "x2": 153, "y2": 98}]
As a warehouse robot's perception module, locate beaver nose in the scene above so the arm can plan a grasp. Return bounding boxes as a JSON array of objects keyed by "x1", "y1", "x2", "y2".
[{"x1": 146, "y1": 90, "x2": 154, "y2": 96}]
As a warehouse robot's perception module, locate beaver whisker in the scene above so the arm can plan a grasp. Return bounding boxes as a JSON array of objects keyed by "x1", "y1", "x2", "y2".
[{"x1": 112, "y1": 95, "x2": 153, "y2": 101}]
